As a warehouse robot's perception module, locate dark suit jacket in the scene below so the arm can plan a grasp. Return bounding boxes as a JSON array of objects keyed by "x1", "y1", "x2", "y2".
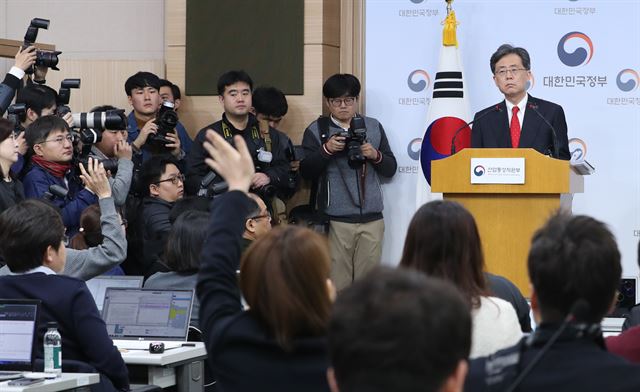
[
  {"x1": 0, "y1": 273, "x2": 129, "y2": 391},
  {"x1": 197, "y1": 191, "x2": 330, "y2": 392},
  {"x1": 471, "y1": 95, "x2": 570, "y2": 160}
]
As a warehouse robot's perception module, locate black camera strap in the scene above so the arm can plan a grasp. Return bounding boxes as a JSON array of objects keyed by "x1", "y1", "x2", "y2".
[{"x1": 221, "y1": 120, "x2": 262, "y2": 150}]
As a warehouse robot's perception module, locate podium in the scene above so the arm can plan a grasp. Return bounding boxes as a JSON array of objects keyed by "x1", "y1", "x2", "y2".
[{"x1": 431, "y1": 148, "x2": 583, "y2": 297}]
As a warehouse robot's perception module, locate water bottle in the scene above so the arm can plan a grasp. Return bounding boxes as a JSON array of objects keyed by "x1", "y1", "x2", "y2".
[{"x1": 44, "y1": 322, "x2": 62, "y2": 376}]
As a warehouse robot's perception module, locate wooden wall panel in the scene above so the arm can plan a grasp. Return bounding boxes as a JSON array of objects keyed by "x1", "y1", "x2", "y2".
[
  {"x1": 45, "y1": 60, "x2": 164, "y2": 113},
  {"x1": 165, "y1": 0, "x2": 341, "y2": 144}
]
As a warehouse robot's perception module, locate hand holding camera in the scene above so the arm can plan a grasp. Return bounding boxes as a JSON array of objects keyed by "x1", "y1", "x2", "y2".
[
  {"x1": 79, "y1": 157, "x2": 111, "y2": 199},
  {"x1": 325, "y1": 134, "x2": 346, "y2": 154},
  {"x1": 164, "y1": 130, "x2": 182, "y2": 158},
  {"x1": 360, "y1": 142, "x2": 378, "y2": 160},
  {"x1": 14, "y1": 46, "x2": 37, "y2": 72},
  {"x1": 133, "y1": 118, "x2": 158, "y2": 150}
]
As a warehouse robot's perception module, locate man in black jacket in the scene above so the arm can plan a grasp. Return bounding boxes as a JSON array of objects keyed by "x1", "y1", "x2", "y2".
[
  {"x1": 471, "y1": 44, "x2": 570, "y2": 160},
  {"x1": 185, "y1": 70, "x2": 290, "y2": 202},
  {"x1": 465, "y1": 213, "x2": 640, "y2": 391},
  {"x1": 138, "y1": 155, "x2": 184, "y2": 277}
]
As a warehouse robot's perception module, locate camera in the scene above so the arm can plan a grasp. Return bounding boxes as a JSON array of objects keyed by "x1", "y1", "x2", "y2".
[
  {"x1": 71, "y1": 110, "x2": 127, "y2": 174},
  {"x1": 56, "y1": 79, "x2": 81, "y2": 117},
  {"x1": 251, "y1": 147, "x2": 277, "y2": 199},
  {"x1": 22, "y1": 18, "x2": 61, "y2": 74},
  {"x1": 7, "y1": 103, "x2": 26, "y2": 135},
  {"x1": 197, "y1": 171, "x2": 229, "y2": 199},
  {"x1": 341, "y1": 116, "x2": 367, "y2": 168},
  {"x1": 282, "y1": 141, "x2": 300, "y2": 196},
  {"x1": 73, "y1": 128, "x2": 118, "y2": 173},
  {"x1": 146, "y1": 101, "x2": 178, "y2": 148},
  {"x1": 71, "y1": 110, "x2": 127, "y2": 131}
]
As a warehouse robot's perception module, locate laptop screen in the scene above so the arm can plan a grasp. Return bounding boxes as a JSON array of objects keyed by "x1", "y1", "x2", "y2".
[
  {"x1": 0, "y1": 300, "x2": 39, "y2": 371},
  {"x1": 102, "y1": 288, "x2": 194, "y2": 340},
  {"x1": 86, "y1": 276, "x2": 144, "y2": 312}
]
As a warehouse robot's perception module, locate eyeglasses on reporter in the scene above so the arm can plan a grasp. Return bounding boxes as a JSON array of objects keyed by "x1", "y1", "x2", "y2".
[
  {"x1": 154, "y1": 173, "x2": 185, "y2": 185},
  {"x1": 39, "y1": 134, "x2": 74, "y2": 145},
  {"x1": 328, "y1": 97, "x2": 357, "y2": 107}
]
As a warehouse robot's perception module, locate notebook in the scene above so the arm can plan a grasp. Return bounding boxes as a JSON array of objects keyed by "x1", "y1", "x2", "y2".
[
  {"x1": 102, "y1": 288, "x2": 194, "y2": 350},
  {"x1": 85, "y1": 276, "x2": 144, "y2": 312},
  {"x1": 0, "y1": 299, "x2": 39, "y2": 380}
]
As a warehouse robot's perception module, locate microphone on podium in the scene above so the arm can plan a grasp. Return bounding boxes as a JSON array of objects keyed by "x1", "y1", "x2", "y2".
[{"x1": 450, "y1": 105, "x2": 502, "y2": 155}]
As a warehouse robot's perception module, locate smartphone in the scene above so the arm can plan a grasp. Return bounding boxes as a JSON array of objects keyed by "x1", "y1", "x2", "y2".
[{"x1": 8, "y1": 377, "x2": 45, "y2": 386}]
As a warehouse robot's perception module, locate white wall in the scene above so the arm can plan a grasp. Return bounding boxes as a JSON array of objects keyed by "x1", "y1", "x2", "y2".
[{"x1": 0, "y1": 0, "x2": 165, "y2": 111}]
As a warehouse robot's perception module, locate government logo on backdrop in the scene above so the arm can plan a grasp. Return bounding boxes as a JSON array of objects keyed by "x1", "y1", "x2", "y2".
[
  {"x1": 407, "y1": 138, "x2": 422, "y2": 161},
  {"x1": 557, "y1": 31, "x2": 594, "y2": 67},
  {"x1": 616, "y1": 69, "x2": 639, "y2": 92},
  {"x1": 569, "y1": 138, "x2": 588, "y2": 161},
  {"x1": 407, "y1": 70, "x2": 431, "y2": 92}
]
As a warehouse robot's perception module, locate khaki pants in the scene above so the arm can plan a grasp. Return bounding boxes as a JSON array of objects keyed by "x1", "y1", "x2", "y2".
[{"x1": 328, "y1": 219, "x2": 384, "y2": 291}]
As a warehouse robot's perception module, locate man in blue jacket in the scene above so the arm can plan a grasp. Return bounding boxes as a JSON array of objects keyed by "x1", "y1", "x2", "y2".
[{"x1": 22, "y1": 115, "x2": 98, "y2": 235}]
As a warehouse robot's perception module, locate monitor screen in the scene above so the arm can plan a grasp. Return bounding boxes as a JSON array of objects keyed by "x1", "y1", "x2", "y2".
[
  {"x1": 86, "y1": 276, "x2": 144, "y2": 312},
  {"x1": 0, "y1": 300, "x2": 39, "y2": 370},
  {"x1": 102, "y1": 288, "x2": 193, "y2": 340}
]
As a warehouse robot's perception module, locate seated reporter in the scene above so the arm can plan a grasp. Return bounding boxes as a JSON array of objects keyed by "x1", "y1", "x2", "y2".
[
  {"x1": 0, "y1": 159, "x2": 127, "y2": 281},
  {"x1": 240, "y1": 193, "x2": 272, "y2": 252},
  {"x1": 0, "y1": 118, "x2": 24, "y2": 213},
  {"x1": 465, "y1": 214, "x2": 640, "y2": 391},
  {"x1": 68, "y1": 202, "x2": 126, "y2": 277},
  {"x1": 23, "y1": 115, "x2": 98, "y2": 235},
  {"x1": 399, "y1": 200, "x2": 522, "y2": 358},
  {"x1": 197, "y1": 130, "x2": 334, "y2": 392},
  {"x1": 328, "y1": 268, "x2": 471, "y2": 392},
  {"x1": 0, "y1": 199, "x2": 129, "y2": 391},
  {"x1": 145, "y1": 210, "x2": 209, "y2": 329},
  {"x1": 138, "y1": 155, "x2": 184, "y2": 278}
]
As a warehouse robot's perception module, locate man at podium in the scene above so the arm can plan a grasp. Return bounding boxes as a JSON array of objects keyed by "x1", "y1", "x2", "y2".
[{"x1": 471, "y1": 44, "x2": 570, "y2": 160}]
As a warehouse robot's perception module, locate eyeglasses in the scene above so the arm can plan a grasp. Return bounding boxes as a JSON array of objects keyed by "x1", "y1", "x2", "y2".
[
  {"x1": 155, "y1": 173, "x2": 185, "y2": 185},
  {"x1": 495, "y1": 68, "x2": 528, "y2": 78},
  {"x1": 249, "y1": 213, "x2": 272, "y2": 222},
  {"x1": 39, "y1": 134, "x2": 74, "y2": 145},
  {"x1": 328, "y1": 97, "x2": 356, "y2": 107}
]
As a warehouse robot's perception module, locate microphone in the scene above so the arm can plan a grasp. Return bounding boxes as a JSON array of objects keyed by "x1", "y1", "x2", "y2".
[
  {"x1": 450, "y1": 105, "x2": 502, "y2": 155},
  {"x1": 504, "y1": 299, "x2": 591, "y2": 392},
  {"x1": 43, "y1": 184, "x2": 69, "y2": 201},
  {"x1": 527, "y1": 102, "x2": 559, "y2": 159}
]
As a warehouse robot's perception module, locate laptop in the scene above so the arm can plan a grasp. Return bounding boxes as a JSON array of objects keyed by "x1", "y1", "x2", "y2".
[
  {"x1": 0, "y1": 299, "x2": 39, "y2": 381},
  {"x1": 86, "y1": 275, "x2": 144, "y2": 312},
  {"x1": 102, "y1": 288, "x2": 194, "y2": 350}
]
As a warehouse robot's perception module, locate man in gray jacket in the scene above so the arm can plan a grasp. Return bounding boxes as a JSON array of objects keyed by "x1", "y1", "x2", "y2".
[{"x1": 300, "y1": 74, "x2": 397, "y2": 290}]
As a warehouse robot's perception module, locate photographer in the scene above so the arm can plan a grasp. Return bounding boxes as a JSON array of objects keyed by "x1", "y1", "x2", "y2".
[
  {"x1": 22, "y1": 115, "x2": 97, "y2": 235},
  {"x1": 300, "y1": 73, "x2": 396, "y2": 291},
  {"x1": 124, "y1": 71, "x2": 188, "y2": 161},
  {"x1": 85, "y1": 105, "x2": 134, "y2": 207},
  {"x1": 185, "y1": 70, "x2": 290, "y2": 203}
]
